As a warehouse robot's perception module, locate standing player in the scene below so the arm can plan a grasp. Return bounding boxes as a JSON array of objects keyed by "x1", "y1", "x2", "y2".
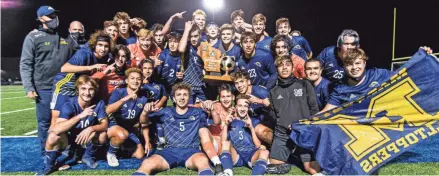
[
  {"x1": 37, "y1": 75, "x2": 108, "y2": 175},
  {"x1": 139, "y1": 59, "x2": 168, "y2": 149},
  {"x1": 275, "y1": 18, "x2": 312, "y2": 59},
  {"x1": 127, "y1": 29, "x2": 162, "y2": 68},
  {"x1": 113, "y1": 12, "x2": 135, "y2": 45},
  {"x1": 105, "y1": 68, "x2": 149, "y2": 167},
  {"x1": 151, "y1": 24, "x2": 166, "y2": 50},
  {"x1": 304, "y1": 58, "x2": 333, "y2": 111},
  {"x1": 230, "y1": 9, "x2": 252, "y2": 44},
  {"x1": 252, "y1": 13, "x2": 272, "y2": 53},
  {"x1": 271, "y1": 34, "x2": 306, "y2": 79},
  {"x1": 219, "y1": 24, "x2": 242, "y2": 59},
  {"x1": 206, "y1": 22, "x2": 221, "y2": 48},
  {"x1": 51, "y1": 31, "x2": 113, "y2": 138},
  {"x1": 237, "y1": 31, "x2": 277, "y2": 90},
  {"x1": 155, "y1": 32, "x2": 184, "y2": 94},
  {"x1": 316, "y1": 29, "x2": 360, "y2": 85},
  {"x1": 103, "y1": 21, "x2": 119, "y2": 42},
  {"x1": 178, "y1": 21, "x2": 206, "y2": 105},
  {"x1": 92, "y1": 44, "x2": 129, "y2": 103},
  {"x1": 132, "y1": 83, "x2": 216, "y2": 175},
  {"x1": 219, "y1": 95, "x2": 269, "y2": 176}
]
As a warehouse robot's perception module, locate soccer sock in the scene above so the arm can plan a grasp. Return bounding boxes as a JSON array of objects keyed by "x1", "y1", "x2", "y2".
[
  {"x1": 128, "y1": 133, "x2": 141, "y2": 145},
  {"x1": 132, "y1": 171, "x2": 148, "y2": 176},
  {"x1": 202, "y1": 142, "x2": 221, "y2": 164},
  {"x1": 84, "y1": 143, "x2": 101, "y2": 158},
  {"x1": 219, "y1": 151, "x2": 233, "y2": 170},
  {"x1": 198, "y1": 168, "x2": 214, "y2": 176},
  {"x1": 156, "y1": 124, "x2": 165, "y2": 143},
  {"x1": 251, "y1": 159, "x2": 268, "y2": 175},
  {"x1": 108, "y1": 143, "x2": 120, "y2": 154},
  {"x1": 45, "y1": 149, "x2": 60, "y2": 168}
]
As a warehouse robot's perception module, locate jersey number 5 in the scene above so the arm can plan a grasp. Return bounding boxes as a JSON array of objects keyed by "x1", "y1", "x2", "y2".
[{"x1": 179, "y1": 122, "x2": 185, "y2": 131}]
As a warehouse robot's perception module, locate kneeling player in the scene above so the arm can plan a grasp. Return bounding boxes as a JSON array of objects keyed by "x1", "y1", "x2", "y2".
[
  {"x1": 37, "y1": 75, "x2": 108, "y2": 175},
  {"x1": 106, "y1": 68, "x2": 149, "y2": 167},
  {"x1": 219, "y1": 95, "x2": 269, "y2": 176},
  {"x1": 133, "y1": 83, "x2": 215, "y2": 175}
]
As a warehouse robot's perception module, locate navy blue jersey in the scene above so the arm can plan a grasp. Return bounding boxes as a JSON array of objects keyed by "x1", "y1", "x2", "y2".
[
  {"x1": 59, "y1": 97, "x2": 107, "y2": 135},
  {"x1": 108, "y1": 88, "x2": 149, "y2": 129},
  {"x1": 328, "y1": 68, "x2": 393, "y2": 106},
  {"x1": 141, "y1": 82, "x2": 167, "y2": 102},
  {"x1": 316, "y1": 46, "x2": 346, "y2": 85},
  {"x1": 183, "y1": 45, "x2": 204, "y2": 89},
  {"x1": 149, "y1": 107, "x2": 208, "y2": 148},
  {"x1": 53, "y1": 47, "x2": 111, "y2": 96},
  {"x1": 249, "y1": 86, "x2": 269, "y2": 120},
  {"x1": 256, "y1": 36, "x2": 272, "y2": 53},
  {"x1": 314, "y1": 77, "x2": 333, "y2": 110},
  {"x1": 156, "y1": 49, "x2": 182, "y2": 86},
  {"x1": 227, "y1": 118, "x2": 260, "y2": 153},
  {"x1": 293, "y1": 36, "x2": 312, "y2": 55},
  {"x1": 236, "y1": 50, "x2": 278, "y2": 89},
  {"x1": 211, "y1": 39, "x2": 221, "y2": 49},
  {"x1": 224, "y1": 43, "x2": 242, "y2": 60},
  {"x1": 290, "y1": 36, "x2": 309, "y2": 60}
]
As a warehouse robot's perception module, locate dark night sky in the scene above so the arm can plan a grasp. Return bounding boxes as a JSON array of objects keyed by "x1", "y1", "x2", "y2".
[{"x1": 2, "y1": 0, "x2": 438, "y2": 70}]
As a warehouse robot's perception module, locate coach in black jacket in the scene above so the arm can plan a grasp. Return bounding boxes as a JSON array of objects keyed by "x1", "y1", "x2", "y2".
[{"x1": 266, "y1": 55, "x2": 321, "y2": 175}]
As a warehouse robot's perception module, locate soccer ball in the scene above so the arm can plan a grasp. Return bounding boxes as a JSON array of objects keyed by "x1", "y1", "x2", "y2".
[{"x1": 220, "y1": 56, "x2": 236, "y2": 73}]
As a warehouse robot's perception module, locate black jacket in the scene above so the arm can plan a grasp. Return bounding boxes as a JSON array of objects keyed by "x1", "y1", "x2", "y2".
[
  {"x1": 269, "y1": 77, "x2": 319, "y2": 133},
  {"x1": 20, "y1": 27, "x2": 74, "y2": 93}
]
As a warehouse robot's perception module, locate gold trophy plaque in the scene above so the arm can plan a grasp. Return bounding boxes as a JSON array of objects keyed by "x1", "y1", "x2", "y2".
[{"x1": 197, "y1": 41, "x2": 235, "y2": 84}]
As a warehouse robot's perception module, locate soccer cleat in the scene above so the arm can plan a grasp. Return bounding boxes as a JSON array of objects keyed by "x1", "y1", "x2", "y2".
[
  {"x1": 82, "y1": 156, "x2": 98, "y2": 169},
  {"x1": 106, "y1": 152, "x2": 120, "y2": 167},
  {"x1": 266, "y1": 163, "x2": 291, "y2": 174},
  {"x1": 35, "y1": 165, "x2": 56, "y2": 176},
  {"x1": 213, "y1": 163, "x2": 226, "y2": 176}
]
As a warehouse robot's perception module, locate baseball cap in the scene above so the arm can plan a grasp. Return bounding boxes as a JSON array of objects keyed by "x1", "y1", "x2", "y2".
[{"x1": 37, "y1": 6, "x2": 60, "y2": 18}]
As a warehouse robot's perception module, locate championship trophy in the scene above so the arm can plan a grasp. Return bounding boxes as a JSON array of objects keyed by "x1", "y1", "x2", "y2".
[{"x1": 197, "y1": 41, "x2": 236, "y2": 84}]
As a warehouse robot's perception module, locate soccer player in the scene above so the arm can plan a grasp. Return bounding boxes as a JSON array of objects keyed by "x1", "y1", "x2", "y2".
[
  {"x1": 271, "y1": 34, "x2": 306, "y2": 79},
  {"x1": 127, "y1": 29, "x2": 162, "y2": 68},
  {"x1": 103, "y1": 20, "x2": 119, "y2": 41},
  {"x1": 219, "y1": 24, "x2": 242, "y2": 59},
  {"x1": 316, "y1": 29, "x2": 360, "y2": 85},
  {"x1": 155, "y1": 32, "x2": 184, "y2": 94},
  {"x1": 231, "y1": 71, "x2": 273, "y2": 146},
  {"x1": 266, "y1": 55, "x2": 320, "y2": 175},
  {"x1": 206, "y1": 22, "x2": 221, "y2": 48},
  {"x1": 113, "y1": 12, "x2": 136, "y2": 45},
  {"x1": 230, "y1": 9, "x2": 252, "y2": 44},
  {"x1": 105, "y1": 68, "x2": 149, "y2": 167},
  {"x1": 139, "y1": 59, "x2": 168, "y2": 149},
  {"x1": 161, "y1": 11, "x2": 186, "y2": 35},
  {"x1": 51, "y1": 31, "x2": 113, "y2": 137},
  {"x1": 178, "y1": 21, "x2": 206, "y2": 105},
  {"x1": 219, "y1": 94, "x2": 269, "y2": 176},
  {"x1": 304, "y1": 58, "x2": 333, "y2": 111},
  {"x1": 92, "y1": 44, "x2": 129, "y2": 103},
  {"x1": 37, "y1": 75, "x2": 108, "y2": 175},
  {"x1": 252, "y1": 13, "x2": 272, "y2": 53},
  {"x1": 132, "y1": 83, "x2": 216, "y2": 175},
  {"x1": 151, "y1": 24, "x2": 166, "y2": 50},
  {"x1": 236, "y1": 31, "x2": 277, "y2": 90},
  {"x1": 275, "y1": 18, "x2": 312, "y2": 59}
]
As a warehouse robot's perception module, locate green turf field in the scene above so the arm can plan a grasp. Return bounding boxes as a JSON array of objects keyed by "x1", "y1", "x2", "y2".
[{"x1": 1, "y1": 85, "x2": 438, "y2": 175}]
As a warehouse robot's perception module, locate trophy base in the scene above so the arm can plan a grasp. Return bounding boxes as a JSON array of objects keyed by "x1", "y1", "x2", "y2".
[{"x1": 203, "y1": 75, "x2": 233, "y2": 85}]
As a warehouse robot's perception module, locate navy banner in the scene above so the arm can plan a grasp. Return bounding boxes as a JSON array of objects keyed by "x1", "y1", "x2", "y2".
[{"x1": 290, "y1": 49, "x2": 439, "y2": 175}]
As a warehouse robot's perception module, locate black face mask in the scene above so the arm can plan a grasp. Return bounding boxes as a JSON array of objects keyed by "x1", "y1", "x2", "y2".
[{"x1": 70, "y1": 32, "x2": 87, "y2": 45}]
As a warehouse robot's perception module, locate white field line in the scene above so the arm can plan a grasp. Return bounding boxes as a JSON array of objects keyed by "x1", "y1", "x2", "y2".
[
  {"x1": 0, "y1": 91, "x2": 25, "y2": 94},
  {"x1": 1, "y1": 135, "x2": 37, "y2": 138},
  {"x1": 24, "y1": 130, "x2": 38, "y2": 135},
  {"x1": 0, "y1": 107, "x2": 35, "y2": 115},
  {"x1": 1, "y1": 96, "x2": 27, "y2": 100}
]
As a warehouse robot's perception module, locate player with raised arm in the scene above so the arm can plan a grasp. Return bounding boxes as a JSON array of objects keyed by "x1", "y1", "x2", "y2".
[
  {"x1": 105, "y1": 68, "x2": 149, "y2": 167},
  {"x1": 219, "y1": 94, "x2": 269, "y2": 176},
  {"x1": 37, "y1": 75, "x2": 108, "y2": 175}
]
